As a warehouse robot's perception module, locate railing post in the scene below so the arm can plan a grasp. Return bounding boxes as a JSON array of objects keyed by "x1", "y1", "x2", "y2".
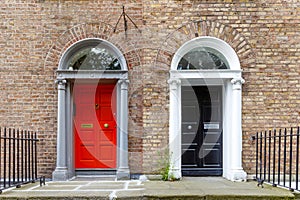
[
  {"x1": 12, "y1": 129, "x2": 16, "y2": 185},
  {"x1": 268, "y1": 130, "x2": 271, "y2": 182},
  {"x1": 3, "y1": 128, "x2": 6, "y2": 189},
  {"x1": 0, "y1": 127, "x2": 2, "y2": 189},
  {"x1": 17, "y1": 129, "x2": 20, "y2": 184},
  {"x1": 259, "y1": 131, "x2": 263, "y2": 180},
  {"x1": 278, "y1": 129, "x2": 282, "y2": 186},
  {"x1": 21, "y1": 130, "x2": 24, "y2": 183},
  {"x1": 8, "y1": 128, "x2": 11, "y2": 187},
  {"x1": 31, "y1": 132, "x2": 34, "y2": 183},
  {"x1": 27, "y1": 131, "x2": 31, "y2": 182},
  {"x1": 263, "y1": 130, "x2": 267, "y2": 181},
  {"x1": 255, "y1": 132, "x2": 258, "y2": 180},
  {"x1": 289, "y1": 127, "x2": 293, "y2": 190},
  {"x1": 34, "y1": 132, "x2": 38, "y2": 180},
  {"x1": 272, "y1": 129, "x2": 276, "y2": 186},
  {"x1": 283, "y1": 128, "x2": 287, "y2": 187},
  {"x1": 296, "y1": 127, "x2": 299, "y2": 191}
]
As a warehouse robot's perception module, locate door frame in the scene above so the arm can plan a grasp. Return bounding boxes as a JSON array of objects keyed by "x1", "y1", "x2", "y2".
[
  {"x1": 168, "y1": 36, "x2": 247, "y2": 181},
  {"x1": 53, "y1": 38, "x2": 130, "y2": 181}
]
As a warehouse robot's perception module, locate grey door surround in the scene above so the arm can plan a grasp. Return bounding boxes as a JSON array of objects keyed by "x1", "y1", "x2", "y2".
[{"x1": 52, "y1": 38, "x2": 130, "y2": 181}]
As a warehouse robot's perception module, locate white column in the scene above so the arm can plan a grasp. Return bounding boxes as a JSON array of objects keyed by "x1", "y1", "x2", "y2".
[
  {"x1": 116, "y1": 79, "x2": 130, "y2": 180},
  {"x1": 168, "y1": 78, "x2": 181, "y2": 179},
  {"x1": 53, "y1": 79, "x2": 69, "y2": 181},
  {"x1": 228, "y1": 77, "x2": 247, "y2": 181}
]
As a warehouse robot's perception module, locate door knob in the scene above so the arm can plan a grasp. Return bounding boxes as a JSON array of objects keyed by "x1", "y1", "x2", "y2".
[{"x1": 104, "y1": 123, "x2": 109, "y2": 128}]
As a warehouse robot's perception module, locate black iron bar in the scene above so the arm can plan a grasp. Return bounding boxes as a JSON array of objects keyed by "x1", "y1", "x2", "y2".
[
  {"x1": 289, "y1": 128, "x2": 293, "y2": 190},
  {"x1": 12, "y1": 129, "x2": 16, "y2": 185},
  {"x1": 296, "y1": 127, "x2": 299, "y2": 190},
  {"x1": 27, "y1": 131, "x2": 31, "y2": 182},
  {"x1": 264, "y1": 131, "x2": 267, "y2": 181},
  {"x1": 16, "y1": 129, "x2": 20, "y2": 184},
  {"x1": 255, "y1": 132, "x2": 258, "y2": 180},
  {"x1": 3, "y1": 128, "x2": 6, "y2": 189},
  {"x1": 123, "y1": 6, "x2": 127, "y2": 33},
  {"x1": 259, "y1": 131, "x2": 263, "y2": 180},
  {"x1": 278, "y1": 129, "x2": 282, "y2": 186},
  {"x1": 0, "y1": 127, "x2": 2, "y2": 189},
  {"x1": 8, "y1": 128, "x2": 11, "y2": 187},
  {"x1": 31, "y1": 132, "x2": 34, "y2": 182},
  {"x1": 34, "y1": 132, "x2": 37, "y2": 180},
  {"x1": 268, "y1": 130, "x2": 271, "y2": 182},
  {"x1": 283, "y1": 128, "x2": 287, "y2": 187},
  {"x1": 24, "y1": 130, "x2": 27, "y2": 182},
  {"x1": 272, "y1": 129, "x2": 276, "y2": 186},
  {"x1": 21, "y1": 130, "x2": 24, "y2": 183}
]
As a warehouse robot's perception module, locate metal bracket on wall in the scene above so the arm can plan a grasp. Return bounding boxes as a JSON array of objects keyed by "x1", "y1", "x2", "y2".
[{"x1": 113, "y1": 5, "x2": 141, "y2": 37}]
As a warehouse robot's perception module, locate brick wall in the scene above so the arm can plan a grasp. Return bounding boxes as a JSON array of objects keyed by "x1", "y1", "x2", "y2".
[{"x1": 0, "y1": 0, "x2": 299, "y2": 177}]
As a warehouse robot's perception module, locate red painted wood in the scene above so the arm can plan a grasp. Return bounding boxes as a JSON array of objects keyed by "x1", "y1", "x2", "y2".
[{"x1": 74, "y1": 83, "x2": 116, "y2": 169}]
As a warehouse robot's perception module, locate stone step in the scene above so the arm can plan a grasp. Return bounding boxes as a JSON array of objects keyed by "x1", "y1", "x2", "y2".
[{"x1": 0, "y1": 177, "x2": 295, "y2": 200}]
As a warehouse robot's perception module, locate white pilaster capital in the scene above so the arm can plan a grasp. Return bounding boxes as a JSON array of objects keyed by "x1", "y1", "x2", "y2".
[
  {"x1": 55, "y1": 79, "x2": 67, "y2": 90},
  {"x1": 118, "y1": 79, "x2": 129, "y2": 90},
  {"x1": 168, "y1": 78, "x2": 181, "y2": 90},
  {"x1": 231, "y1": 78, "x2": 245, "y2": 90}
]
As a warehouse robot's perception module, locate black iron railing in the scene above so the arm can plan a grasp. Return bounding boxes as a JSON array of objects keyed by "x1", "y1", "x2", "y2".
[
  {"x1": 253, "y1": 127, "x2": 300, "y2": 192},
  {"x1": 0, "y1": 127, "x2": 40, "y2": 194}
]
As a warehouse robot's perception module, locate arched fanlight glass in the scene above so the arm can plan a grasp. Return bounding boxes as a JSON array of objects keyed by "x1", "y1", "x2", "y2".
[
  {"x1": 68, "y1": 46, "x2": 121, "y2": 70},
  {"x1": 177, "y1": 47, "x2": 229, "y2": 70}
]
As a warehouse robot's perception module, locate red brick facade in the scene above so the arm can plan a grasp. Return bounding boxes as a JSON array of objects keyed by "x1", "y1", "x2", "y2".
[{"x1": 0, "y1": 0, "x2": 299, "y2": 178}]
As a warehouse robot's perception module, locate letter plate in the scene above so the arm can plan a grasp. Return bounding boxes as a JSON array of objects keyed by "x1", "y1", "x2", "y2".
[
  {"x1": 81, "y1": 124, "x2": 93, "y2": 128},
  {"x1": 204, "y1": 123, "x2": 219, "y2": 130}
]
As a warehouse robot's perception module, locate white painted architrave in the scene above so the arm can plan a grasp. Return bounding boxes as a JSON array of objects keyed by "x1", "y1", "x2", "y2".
[
  {"x1": 169, "y1": 36, "x2": 247, "y2": 181},
  {"x1": 53, "y1": 38, "x2": 130, "y2": 181}
]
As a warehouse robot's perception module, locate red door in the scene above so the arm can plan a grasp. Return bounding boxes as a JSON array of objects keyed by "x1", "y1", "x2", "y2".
[{"x1": 74, "y1": 83, "x2": 116, "y2": 169}]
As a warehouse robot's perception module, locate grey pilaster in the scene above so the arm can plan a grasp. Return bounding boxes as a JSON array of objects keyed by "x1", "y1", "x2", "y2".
[
  {"x1": 53, "y1": 79, "x2": 69, "y2": 181},
  {"x1": 116, "y1": 79, "x2": 130, "y2": 180}
]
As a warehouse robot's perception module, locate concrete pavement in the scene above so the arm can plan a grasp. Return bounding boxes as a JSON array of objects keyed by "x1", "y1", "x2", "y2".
[{"x1": 0, "y1": 177, "x2": 296, "y2": 199}]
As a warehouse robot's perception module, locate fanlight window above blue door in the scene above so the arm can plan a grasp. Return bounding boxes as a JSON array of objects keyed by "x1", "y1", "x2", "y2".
[
  {"x1": 177, "y1": 47, "x2": 229, "y2": 70},
  {"x1": 68, "y1": 46, "x2": 121, "y2": 70}
]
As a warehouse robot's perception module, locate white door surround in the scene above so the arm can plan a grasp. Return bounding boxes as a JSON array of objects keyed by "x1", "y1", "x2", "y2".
[
  {"x1": 53, "y1": 38, "x2": 130, "y2": 181},
  {"x1": 168, "y1": 36, "x2": 247, "y2": 181}
]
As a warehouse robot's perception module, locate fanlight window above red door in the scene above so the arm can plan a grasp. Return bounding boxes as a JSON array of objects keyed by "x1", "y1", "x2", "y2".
[{"x1": 68, "y1": 46, "x2": 121, "y2": 70}]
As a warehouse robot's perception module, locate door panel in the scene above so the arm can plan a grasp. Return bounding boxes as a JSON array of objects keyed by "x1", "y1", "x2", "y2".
[
  {"x1": 182, "y1": 86, "x2": 223, "y2": 176},
  {"x1": 203, "y1": 148, "x2": 221, "y2": 166},
  {"x1": 74, "y1": 83, "x2": 116, "y2": 169},
  {"x1": 182, "y1": 149, "x2": 197, "y2": 167}
]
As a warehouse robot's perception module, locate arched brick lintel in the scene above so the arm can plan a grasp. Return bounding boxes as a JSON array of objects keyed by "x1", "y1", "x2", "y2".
[
  {"x1": 155, "y1": 20, "x2": 255, "y2": 70},
  {"x1": 44, "y1": 22, "x2": 141, "y2": 71}
]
